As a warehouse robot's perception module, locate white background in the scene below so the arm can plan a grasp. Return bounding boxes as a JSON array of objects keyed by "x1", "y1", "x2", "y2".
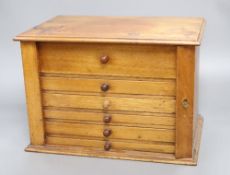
[{"x1": 0, "y1": 0, "x2": 230, "y2": 174}]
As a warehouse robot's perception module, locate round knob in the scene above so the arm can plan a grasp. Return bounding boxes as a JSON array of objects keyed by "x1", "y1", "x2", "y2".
[
  {"x1": 103, "y1": 128, "x2": 112, "y2": 137},
  {"x1": 103, "y1": 114, "x2": 112, "y2": 123},
  {"x1": 101, "y1": 83, "x2": 110, "y2": 92},
  {"x1": 103, "y1": 100, "x2": 110, "y2": 109},
  {"x1": 104, "y1": 141, "x2": 112, "y2": 151},
  {"x1": 100, "y1": 55, "x2": 110, "y2": 64}
]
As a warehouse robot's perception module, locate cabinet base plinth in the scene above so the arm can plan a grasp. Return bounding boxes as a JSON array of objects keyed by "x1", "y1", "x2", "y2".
[{"x1": 25, "y1": 116, "x2": 203, "y2": 165}]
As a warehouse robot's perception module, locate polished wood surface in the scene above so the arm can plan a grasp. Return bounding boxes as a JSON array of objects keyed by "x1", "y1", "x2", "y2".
[
  {"x1": 14, "y1": 16, "x2": 205, "y2": 45},
  {"x1": 41, "y1": 76, "x2": 176, "y2": 96},
  {"x1": 38, "y1": 43, "x2": 176, "y2": 79},
  {"x1": 42, "y1": 92, "x2": 176, "y2": 113},
  {"x1": 43, "y1": 109, "x2": 175, "y2": 129},
  {"x1": 20, "y1": 42, "x2": 45, "y2": 145},
  {"x1": 46, "y1": 136, "x2": 175, "y2": 153},
  {"x1": 15, "y1": 16, "x2": 205, "y2": 165},
  {"x1": 175, "y1": 46, "x2": 195, "y2": 158},
  {"x1": 25, "y1": 115, "x2": 203, "y2": 166},
  {"x1": 45, "y1": 121, "x2": 175, "y2": 142}
]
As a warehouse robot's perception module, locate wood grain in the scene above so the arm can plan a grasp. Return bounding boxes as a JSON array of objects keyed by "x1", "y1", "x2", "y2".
[
  {"x1": 46, "y1": 135, "x2": 175, "y2": 153},
  {"x1": 26, "y1": 116, "x2": 203, "y2": 165},
  {"x1": 192, "y1": 116, "x2": 203, "y2": 165},
  {"x1": 20, "y1": 42, "x2": 45, "y2": 145},
  {"x1": 41, "y1": 76, "x2": 176, "y2": 96},
  {"x1": 175, "y1": 46, "x2": 195, "y2": 158},
  {"x1": 193, "y1": 47, "x2": 200, "y2": 138},
  {"x1": 14, "y1": 16, "x2": 205, "y2": 45},
  {"x1": 45, "y1": 121, "x2": 175, "y2": 143},
  {"x1": 38, "y1": 43, "x2": 176, "y2": 79},
  {"x1": 15, "y1": 16, "x2": 205, "y2": 164},
  {"x1": 44, "y1": 109, "x2": 175, "y2": 129},
  {"x1": 42, "y1": 92, "x2": 176, "y2": 114}
]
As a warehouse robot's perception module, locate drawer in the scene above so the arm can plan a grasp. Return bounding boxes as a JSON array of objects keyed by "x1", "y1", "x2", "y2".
[
  {"x1": 41, "y1": 76, "x2": 176, "y2": 96},
  {"x1": 44, "y1": 109, "x2": 175, "y2": 129},
  {"x1": 46, "y1": 136, "x2": 175, "y2": 154},
  {"x1": 42, "y1": 93, "x2": 176, "y2": 114},
  {"x1": 38, "y1": 43, "x2": 176, "y2": 79},
  {"x1": 45, "y1": 121, "x2": 175, "y2": 143}
]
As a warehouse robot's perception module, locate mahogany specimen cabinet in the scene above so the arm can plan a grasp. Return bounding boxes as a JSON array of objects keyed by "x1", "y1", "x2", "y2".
[{"x1": 14, "y1": 16, "x2": 205, "y2": 165}]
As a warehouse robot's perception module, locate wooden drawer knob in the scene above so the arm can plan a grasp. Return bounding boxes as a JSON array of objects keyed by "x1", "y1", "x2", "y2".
[
  {"x1": 103, "y1": 128, "x2": 112, "y2": 137},
  {"x1": 103, "y1": 114, "x2": 112, "y2": 123},
  {"x1": 103, "y1": 100, "x2": 110, "y2": 109},
  {"x1": 101, "y1": 83, "x2": 110, "y2": 92},
  {"x1": 104, "y1": 141, "x2": 112, "y2": 151},
  {"x1": 100, "y1": 55, "x2": 110, "y2": 64}
]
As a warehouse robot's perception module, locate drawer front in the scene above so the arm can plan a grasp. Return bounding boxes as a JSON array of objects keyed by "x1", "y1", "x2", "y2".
[
  {"x1": 38, "y1": 43, "x2": 176, "y2": 79},
  {"x1": 44, "y1": 109, "x2": 175, "y2": 129},
  {"x1": 46, "y1": 136, "x2": 175, "y2": 154},
  {"x1": 41, "y1": 76, "x2": 176, "y2": 96},
  {"x1": 42, "y1": 93, "x2": 176, "y2": 114},
  {"x1": 45, "y1": 121, "x2": 175, "y2": 143}
]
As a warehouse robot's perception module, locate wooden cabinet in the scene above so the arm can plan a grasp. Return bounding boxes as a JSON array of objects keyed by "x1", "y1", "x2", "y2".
[{"x1": 14, "y1": 16, "x2": 205, "y2": 165}]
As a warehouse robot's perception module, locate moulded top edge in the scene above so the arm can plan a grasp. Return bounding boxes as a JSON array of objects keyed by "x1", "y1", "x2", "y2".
[{"x1": 14, "y1": 16, "x2": 205, "y2": 46}]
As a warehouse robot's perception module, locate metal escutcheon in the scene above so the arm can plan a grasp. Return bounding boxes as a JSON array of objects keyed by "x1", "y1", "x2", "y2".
[{"x1": 182, "y1": 99, "x2": 189, "y2": 109}]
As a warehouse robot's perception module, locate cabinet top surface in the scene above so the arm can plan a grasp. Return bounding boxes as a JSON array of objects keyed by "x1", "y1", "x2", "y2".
[{"x1": 14, "y1": 16, "x2": 205, "y2": 45}]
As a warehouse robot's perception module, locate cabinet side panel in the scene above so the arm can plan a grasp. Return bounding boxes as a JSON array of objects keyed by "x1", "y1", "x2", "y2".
[
  {"x1": 175, "y1": 46, "x2": 195, "y2": 158},
  {"x1": 20, "y1": 42, "x2": 45, "y2": 145},
  {"x1": 192, "y1": 46, "x2": 200, "y2": 154},
  {"x1": 194, "y1": 47, "x2": 200, "y2": 128}
]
